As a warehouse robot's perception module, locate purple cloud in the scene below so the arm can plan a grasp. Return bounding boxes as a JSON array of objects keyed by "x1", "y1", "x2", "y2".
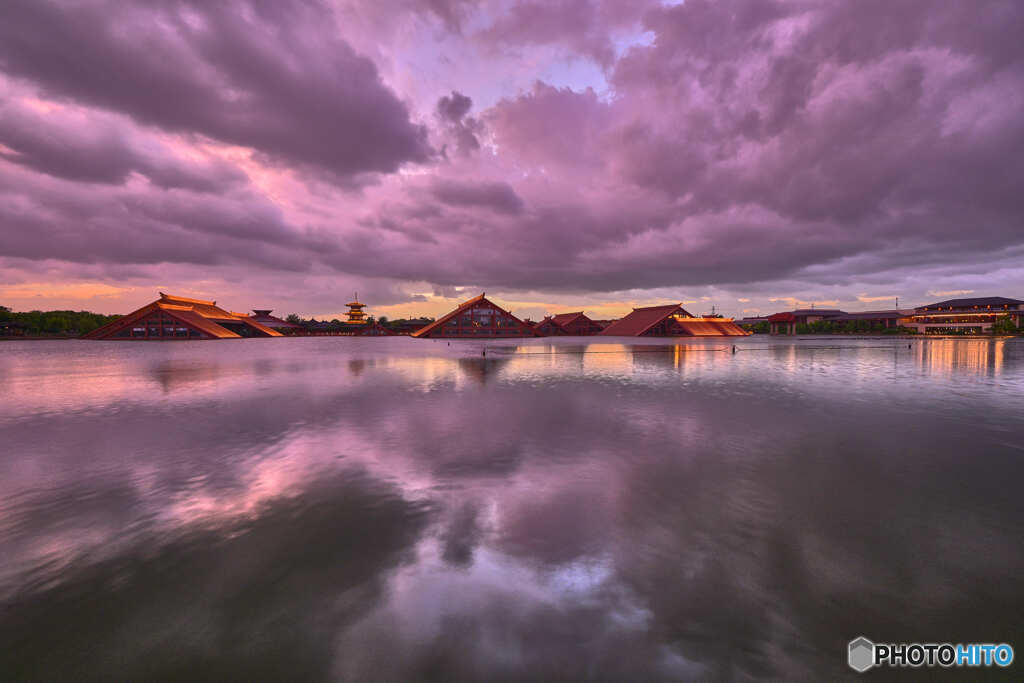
[
  {"x1": 430, "y1": 179, "x2": 524, "y2": 215},
  {"x1": 0, "y1": 0, "x2": 431, "y2": 181},
  {"x1": 1, "y1": 0, "x2": 1023, "y2": 314}
]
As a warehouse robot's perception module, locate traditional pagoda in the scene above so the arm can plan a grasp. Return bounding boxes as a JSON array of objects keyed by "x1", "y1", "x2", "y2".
[
  {"x1": 346, "y1": 294, "x2": 367, "y2": 324},
  {"x1": 412, "y1": 293, "x2": 537, "y2": 338}
]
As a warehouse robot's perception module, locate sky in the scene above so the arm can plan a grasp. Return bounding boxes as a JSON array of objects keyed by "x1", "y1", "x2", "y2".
[{"x1": 1, "y1": 0, "x2": 1023, "y2": 321}]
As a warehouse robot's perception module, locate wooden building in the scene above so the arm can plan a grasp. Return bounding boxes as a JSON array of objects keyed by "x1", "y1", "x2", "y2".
[
  {"x1": 249, "y1": 310, "x2": 304, "y2": 334},
  {"x1": 82, "y1": 293, "x2": 282, "y2": 340},
  {"x1": 534, "y1": 311, "x2": 604, "y2": 336},
  {"x1": 412, "y1": 294, "x2": 537, "y2": 338},
  {"x1": 599, "y1": 304, "x2": 748, "y2": 337}
]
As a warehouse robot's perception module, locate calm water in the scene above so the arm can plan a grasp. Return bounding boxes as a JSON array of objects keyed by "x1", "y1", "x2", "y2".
[{"x1": 1, "y1": 336, "x2": 1023, "y2": 681}]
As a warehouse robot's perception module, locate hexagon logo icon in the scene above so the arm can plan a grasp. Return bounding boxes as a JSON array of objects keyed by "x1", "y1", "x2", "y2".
[{"x1": 848, "y1": 637, "x2": 875, "y2": 672}]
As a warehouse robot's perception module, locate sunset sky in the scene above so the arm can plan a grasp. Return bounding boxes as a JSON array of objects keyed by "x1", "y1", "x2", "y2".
[{"x1": 1, "y1": 0, "x2": 1022, "y2": 321}]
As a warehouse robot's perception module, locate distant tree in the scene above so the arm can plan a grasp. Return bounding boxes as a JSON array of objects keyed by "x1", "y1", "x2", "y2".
[
  {"x1": 992, "y1": 316, "x2": 1018, "y2": 335},
  {"x1": 377, "y1": 315, "x2": 389, "y2": 325},
  {"x1": 285, "y1": 313, "x2": 301, "y2": 324}
]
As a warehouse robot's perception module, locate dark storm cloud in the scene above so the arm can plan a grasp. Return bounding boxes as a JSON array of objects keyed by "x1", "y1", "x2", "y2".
[
  {"x1": 374, "y1": 0, "x2": 1024, "y2": 293},
  {"x1": 0, "y1": 101, "x2": 245, "y2": 192},
  {"x1": 0, "y1": 0, "x2": 431, "y2": 180},
  {"x1": 0, "y1": 163, "x2": 313, "y2": 270},
  {"x1": 430, "y1": 179, "x2": 524, "y2": 215},
  {"x1": 436, "y1": 90, "x2": 482, "y2": 156},
  {"x1": 437, "y1": 91, "x2": 474, "y2": 122}
]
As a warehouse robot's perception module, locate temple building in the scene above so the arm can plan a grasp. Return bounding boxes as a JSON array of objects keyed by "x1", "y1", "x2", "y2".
[
  {"x1": 346, "y1": 295, "x2": 367, "y2": 324},
  {"x1": 599, "y1": 304, "x2": 748, "y2": 337},
  {"x1": 249, "y1": 310, "x2": 304, "y2": 333},
  {"x1": 412, "y1": 294, "x2": 537, "y2": 338},
  {"x1": 82, "y1": 293, "x2": 282, "y2": 340},
  {"x1": 904, "y1": 296, "x2": 1023, "y2": 334},
  {"x1": 534, "y1": 311, "x2": 604, "y2": 336}
]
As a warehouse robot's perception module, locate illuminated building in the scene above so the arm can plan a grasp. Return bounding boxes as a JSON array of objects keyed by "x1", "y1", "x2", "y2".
[
  {"x1": 905, "y1": 296, "x2": 1023, "y2": 334},
  {"x1": 82, "y1": 293, "x2": 282, "y2": 340},
  {"x1": 412, "y1": 293, "x2": 537, "y2": 338},
  {"x1": 599, "y1": 304, "x2": 748, "y2": 337}
]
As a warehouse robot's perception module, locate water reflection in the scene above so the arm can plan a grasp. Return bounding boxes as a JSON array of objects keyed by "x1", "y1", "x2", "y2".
[{"x1": 1, "y1": 337, "x2": 1022, "y2": 681}]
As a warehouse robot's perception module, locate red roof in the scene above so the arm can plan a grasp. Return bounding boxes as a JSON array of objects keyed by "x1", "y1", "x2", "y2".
[
  {"x1": 411, "y1": 293, "x2": 538, "y2": 338},
  {"x1": 599, "y1": 304, "x2": 689, "y2": 336},
  {"x1": 550, "y1": 311, "x2": 585, "y2": 327},
  {"x1": 82, "y1": 293, "x2": 283, "y2": 339},
  {"x1": 767, "y1": 312, "x2": 796, "y2": 322}
]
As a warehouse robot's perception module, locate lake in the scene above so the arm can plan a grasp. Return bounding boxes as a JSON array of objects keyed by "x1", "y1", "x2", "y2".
[{"x1": 1, "y1": 336, "x2": 1023, "y2": 681}]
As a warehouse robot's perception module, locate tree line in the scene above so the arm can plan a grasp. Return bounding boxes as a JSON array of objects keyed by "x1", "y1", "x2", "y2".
[{"x1": 0, "y1": 306, "x2": 121, "y2": 336}]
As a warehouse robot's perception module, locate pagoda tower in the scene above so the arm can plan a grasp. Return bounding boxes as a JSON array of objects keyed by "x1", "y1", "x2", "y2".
[{"x1": 346, "y1": 293, "x2": 367, "y2": 324}]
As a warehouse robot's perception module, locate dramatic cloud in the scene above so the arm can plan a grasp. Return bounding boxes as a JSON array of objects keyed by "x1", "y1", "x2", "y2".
[
  {"x1": 1, "y1": 0, "x2": 1023, "y2": 315},
  {"x1": 0, "y1": 100, "x2": 245, "y2": 192},
  {"x1": 435, "y1": 90, "x2": 482, "y2": 156},
  {"x1": 430, "y1": 179, "x2": 524, "y2": 215},
  {"x1": 0, "y1": 0, "x2": 431, "y2": 180}
]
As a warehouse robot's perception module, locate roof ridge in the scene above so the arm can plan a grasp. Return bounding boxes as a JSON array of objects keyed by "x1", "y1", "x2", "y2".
[{"x1": 160, "y1": 292, "x2": 215, "y2": 305}]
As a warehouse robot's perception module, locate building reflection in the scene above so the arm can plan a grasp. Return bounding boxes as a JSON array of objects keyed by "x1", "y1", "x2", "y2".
[
  {"x1": 456, "y1": 356, "x2": 512, "y2": 385},
  {"x1": 916, "y1": 339, "x2": 1005, "y2": 377}
]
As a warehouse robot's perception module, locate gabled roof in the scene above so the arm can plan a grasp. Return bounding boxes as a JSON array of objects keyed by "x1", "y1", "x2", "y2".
[
  {"x1": 250, "y1": 310, "x2": 303, "y2": 328},
  {"x1": 535, "y1": 316, "x2": 569, "y2": 333},
  {"x1": 550, "y1": 311, "x2": 586, "y2": 327},
  {"x1": 411, "y1": 293, "x2": 536, "y2": 338},
  {"x1": 163, "y1": 306, "x2": 242, "y2": 338},
  {"x1": 599, "y1": 304, "x2": 689, "y2": 336},
  {"x1": 83, "y1": 293, "x2": 282, "y2": 339}
]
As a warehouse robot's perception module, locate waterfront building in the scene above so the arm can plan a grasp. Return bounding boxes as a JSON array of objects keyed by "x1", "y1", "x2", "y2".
[
  {"x1": 534, "y1": 311, "x2": 604, "y2": 336},
  {"x1": 767, "y1": 308, "x2": 846, "y2": 335},
  {"x1": 346, "y1": 295, "x2": 367, "y2": 324},
  {"x1": 827, "y1": 310, "x2": 911, "y2": 330},
  {"x1": 411, "y1": 294, "x2": 537, "y2": 338},
  {"x1": 82, "y1": 293, "x2": 281, "y2": 340},
  {"x1": 249, "y1": 309, "x2": 304, "y2": 334},
  {"x1": 736, "y1": 316, "x2": 769, "y2": 330},
  {"x1": 904, "y1": 296, "x2": 1023, "y2": 334},
  {"x1": 533, "y1": 316, "x2": 569, "y2": 336},
  {"x1": 599, "y1": 304, "x2": 748, "y2": 337}
]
